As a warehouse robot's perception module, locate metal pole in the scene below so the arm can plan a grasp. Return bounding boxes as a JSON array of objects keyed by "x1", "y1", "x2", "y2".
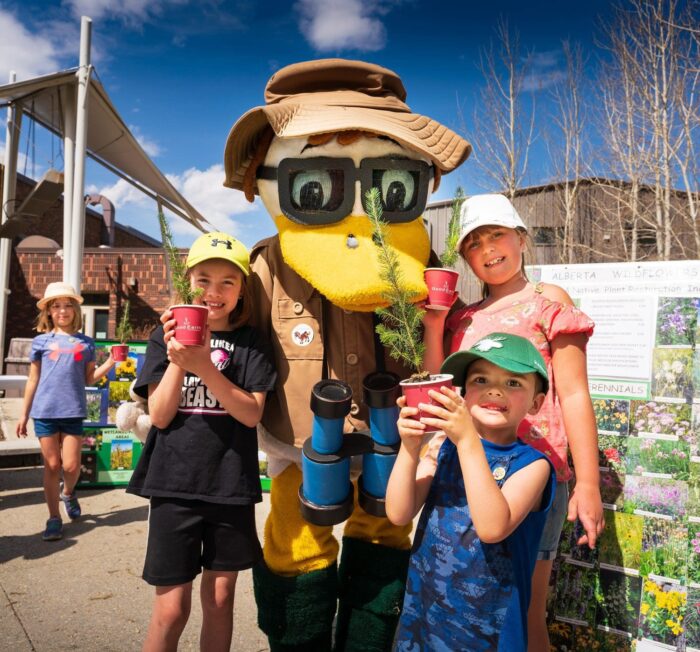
[
  {"x1": 0, "y1": 71, "x2": 23, "y2": 373},
  {"x1": 68, "y1": 15, "x2": 91, "y2": 292},
  {"x1": 61, "y1": 84, "x2": 76, "y2": 281}
]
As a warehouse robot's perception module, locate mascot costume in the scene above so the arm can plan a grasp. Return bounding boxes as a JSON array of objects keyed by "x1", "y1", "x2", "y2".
[{"x1": 223, "y1": 58, "x2": 470, "y2": 651}]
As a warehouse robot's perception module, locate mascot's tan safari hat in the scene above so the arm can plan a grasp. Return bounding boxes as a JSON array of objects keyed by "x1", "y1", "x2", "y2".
[
  {"x1": 224, "y1": 58, "x2": 472, "y2": 194},
  {"x1": 37, "y1": 282, "x2": 84, "y2": 309}
]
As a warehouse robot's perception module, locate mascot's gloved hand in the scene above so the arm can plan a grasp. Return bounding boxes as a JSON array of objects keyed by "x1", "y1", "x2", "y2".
[{"x1": 115, "y1": 381, "x2": 151, "y2": 443}]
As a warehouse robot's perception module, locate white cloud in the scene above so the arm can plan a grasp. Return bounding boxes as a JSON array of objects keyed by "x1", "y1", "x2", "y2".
[
  {"x1": 295, "y1": 0, "x2": 389, "y2": 52},
  {"x1": 96, "y1": 164, "x2": 257, "y2": 237},
  {"x1": 166, "y1": 164, "x2": 257, "y2": 235},
  {"x1": 129, "y1": 125, "x2": 161, "y2": 157},
  {"x1": 64, "y1": 0, "x2": 189, "y2": 25},
  {"x1": 0, "y1": 9, "x2": 64, "y2": 80},
  {"x1": 522, "y1": 50, "x2": 567, "y2": 92}
]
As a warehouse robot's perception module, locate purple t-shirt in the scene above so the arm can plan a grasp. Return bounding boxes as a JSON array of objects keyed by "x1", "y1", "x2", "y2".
[{"x1": 29, "y1": 332, "x2": 95, "y2": 419}]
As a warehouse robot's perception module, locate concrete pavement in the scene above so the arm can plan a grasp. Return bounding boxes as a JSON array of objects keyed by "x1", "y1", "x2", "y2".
[{"x1": 0, "y1": 464, "x2": 271, "y2": 651}]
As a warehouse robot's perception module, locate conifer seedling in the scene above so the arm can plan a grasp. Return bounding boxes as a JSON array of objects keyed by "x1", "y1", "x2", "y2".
[
  {"x1": 365, "y1": 187, "x2": 428, "y2": 381},
  {"x1": 115, "y1": 299, "x2": 133, "y2": 344},
  {"x1": 440, "y1": 186, "x2": 465, "y2": 268},
  {"x1": 157, "y1": 208, "x2": 203, "y2": 305}
]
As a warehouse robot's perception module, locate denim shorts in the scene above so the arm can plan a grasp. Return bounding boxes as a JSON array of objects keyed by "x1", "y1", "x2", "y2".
[
  {"x1": 33, "y1": 417, "x2": 84, "y2": 438},
  {"x1": 537, "y1": 481, "x2": 569, "y2": 561}
]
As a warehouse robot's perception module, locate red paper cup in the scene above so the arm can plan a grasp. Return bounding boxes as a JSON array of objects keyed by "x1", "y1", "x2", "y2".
[
  {"x1": 111, "y1": 344, "x2": 129, "y2": 361},
  {"x1": 424, "y1": 268, "x2": 459, "y2": 310},
  {"x1": 171, "y1": 305, "x2": 209, "y2": 346},
  {"x1": 400, "y1": 373, "x2": 454, "y2": 433}
]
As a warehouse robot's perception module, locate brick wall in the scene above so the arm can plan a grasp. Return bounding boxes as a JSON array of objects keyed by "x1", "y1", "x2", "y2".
[
  {"x1": 7, "y1": 248, "x2": 179, "y2": 351},
  {"x1": 2, "y1": 174, "x2": 181, "y2": 368}
]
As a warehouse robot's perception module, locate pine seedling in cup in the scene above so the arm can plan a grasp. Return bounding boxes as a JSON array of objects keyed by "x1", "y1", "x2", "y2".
[
  {"x1": 424, "y1": 186, "x2": 464, "y2": 310},
  {"x1": 157, "y1": 208, "x2": 207, "y2": 345},
  {"x1": 366, "y1": 187, "x2": 426, "y2": 380},
  {"x1": 365, "y1": 188, "x2": 453, "y2": 429},
  {"x1": 112, "y1": 299, "x2": 133, "y2": 361},
  {"x1": 440, "y1": 186, "x2": 465, "y2": 268}
]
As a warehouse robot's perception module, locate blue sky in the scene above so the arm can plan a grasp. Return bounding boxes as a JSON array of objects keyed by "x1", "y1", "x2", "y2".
[{"x1": 0, "y1": 0, "x2": 617, "y2": 247}]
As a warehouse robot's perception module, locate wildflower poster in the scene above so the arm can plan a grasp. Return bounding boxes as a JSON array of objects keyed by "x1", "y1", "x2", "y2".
[
  {"x1": 78, "y1": 340, "x2": 147, "y2": 487},
  {"x1": 90, "y1": 340, "x2": 147, "y2": 426},
  {"x1": 530, "y1": 261, "x2": 699, "y2": 651}
]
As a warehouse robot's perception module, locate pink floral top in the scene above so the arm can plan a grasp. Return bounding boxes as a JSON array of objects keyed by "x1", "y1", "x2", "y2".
[{"x1": 445, "y1": 284, "x2": 595, "y2": 481}]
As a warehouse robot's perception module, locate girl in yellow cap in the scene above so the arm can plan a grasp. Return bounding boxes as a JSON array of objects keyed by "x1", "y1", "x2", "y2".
[
  {"x1": 127, "y1": 232, "x2": 277, "y2": 652},
  {"x1": 17, "y1": 282, "x2": 116, "y2": 541}
]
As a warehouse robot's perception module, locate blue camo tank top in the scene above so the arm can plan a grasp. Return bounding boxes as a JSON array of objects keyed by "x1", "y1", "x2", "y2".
[{"x1": 395, "y1": 437, "x2": 555, "y2": 651}]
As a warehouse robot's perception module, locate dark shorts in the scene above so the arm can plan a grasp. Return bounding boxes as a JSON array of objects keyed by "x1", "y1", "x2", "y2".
[
  {"x1": 33, "y1": 417, "x2": 84, "y2": 437},
  {"x1": 143, "y1": 497, "x2": 262, "y2": 586}
]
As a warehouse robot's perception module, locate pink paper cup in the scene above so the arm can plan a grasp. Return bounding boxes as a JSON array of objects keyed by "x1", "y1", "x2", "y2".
[
  {"x1": 400, "y1": 373, "x2": 454, "y2": 433},
  {"x1": 111, "y1": 344, "x2": 129, "y2": 361},
  {"x1": 424, "y1": 268, "x2": 459, "y2": 310},
  {"x1": 171, "y1": 305, "x2": 209, "y2": 346}
]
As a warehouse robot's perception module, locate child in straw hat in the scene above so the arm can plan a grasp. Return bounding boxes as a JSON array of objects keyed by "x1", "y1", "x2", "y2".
[{"x1": 17, "y1": 282, "x2": 116, "y2": 541}]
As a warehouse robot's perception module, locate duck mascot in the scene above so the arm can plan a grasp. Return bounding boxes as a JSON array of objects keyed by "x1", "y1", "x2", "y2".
[{"x1": 223, "y1": 58, "x2": 470, "y2": 652}]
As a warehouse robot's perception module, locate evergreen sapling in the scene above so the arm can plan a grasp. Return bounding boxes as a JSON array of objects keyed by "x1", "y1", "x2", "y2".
[
  {"x1": 115, "y1": 299, "x2": 133, "y2": 344},
  {"x1": 440, "y1": 186, "x2": 465, "y2": 268},
  {"x1": 157, "y1": 207, "x2": 203, "y2": 305},
  {"x1": 365, "y1": 187, "x2": 428, "y2": 381}
]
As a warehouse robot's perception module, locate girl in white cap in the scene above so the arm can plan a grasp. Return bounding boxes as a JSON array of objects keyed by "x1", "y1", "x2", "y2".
[
  {"x1": 126, "y1": 232, "x2": 276, "y2": 652},
  {"x1": 422, "y1": 194, "x2": 604, "y2": 650},
  {"x1": 17, "y1": 282, "x2": 116, "y2": 541}
]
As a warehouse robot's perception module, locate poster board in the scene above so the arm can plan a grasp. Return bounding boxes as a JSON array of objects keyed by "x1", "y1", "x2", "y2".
[
  {"x1": 78, "y1": 340, "x2": 146, "y2": 487},
  {"x1": 77, "y1": 339, "x2": 272, "y2": 492},
  {"x1": 529, "y1": 261, "x2": 700, "y2": 651}
]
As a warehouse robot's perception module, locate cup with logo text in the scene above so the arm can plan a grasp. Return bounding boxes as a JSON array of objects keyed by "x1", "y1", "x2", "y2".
[
  {"x1": 424, "y1": 268, "x2": 459, "y2": 310},
  {"x1": 171, "y1": 305, "x2": 209, "y2": 346}
]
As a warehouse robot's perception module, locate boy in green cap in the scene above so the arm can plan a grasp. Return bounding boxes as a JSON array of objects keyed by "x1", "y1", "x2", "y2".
[{"x1": 386, "y1": 332, "x2": 556, "y2": 651}]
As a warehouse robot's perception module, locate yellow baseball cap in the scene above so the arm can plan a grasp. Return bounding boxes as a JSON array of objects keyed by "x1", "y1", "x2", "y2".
[{"x1": 185, "y1": 232, "x2": 250, "y2": 276}]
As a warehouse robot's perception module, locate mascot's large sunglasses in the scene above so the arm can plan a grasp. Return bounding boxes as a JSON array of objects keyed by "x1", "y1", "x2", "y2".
[{"x1": 257, "y1": 157, "x2": 434, "y2": 226}]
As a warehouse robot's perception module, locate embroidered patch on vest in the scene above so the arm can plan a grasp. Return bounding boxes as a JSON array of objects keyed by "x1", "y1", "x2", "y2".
[{"x1": 291, "y1": 323, "x2": 314, "y2": 346}]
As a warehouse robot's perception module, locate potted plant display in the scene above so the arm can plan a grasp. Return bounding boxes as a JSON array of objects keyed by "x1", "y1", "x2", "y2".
[
  {"x1": 112, "y1": 299, "x2": 132, "y2": 361},
  {"x1": 366, "y1": 188, "x2": 453, "y2": 428},
  {"x1": 424, "y1": 186, "x2": 464, "y2": 309},
  {"x1": 157, "y1": 208, "x2": 207, "y2": 346}
]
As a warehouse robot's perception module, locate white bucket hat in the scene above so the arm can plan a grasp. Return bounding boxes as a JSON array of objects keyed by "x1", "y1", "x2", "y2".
[
  {"x1": 456, "y1": 194, "x2": 527, "y2": 251},
  {"x1": 37, "y1": 282, "x2": 84, "y2": 309}
]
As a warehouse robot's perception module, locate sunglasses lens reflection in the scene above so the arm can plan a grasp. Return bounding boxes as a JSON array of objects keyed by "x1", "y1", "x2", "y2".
[{"x1": 290, "y1": 169, "x2": 345, "y2": 213}]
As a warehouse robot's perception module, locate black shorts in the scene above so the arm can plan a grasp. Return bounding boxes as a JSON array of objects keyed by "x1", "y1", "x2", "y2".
[{"x1": 143, "y1": 497, "x2": 262, "y2": 586}]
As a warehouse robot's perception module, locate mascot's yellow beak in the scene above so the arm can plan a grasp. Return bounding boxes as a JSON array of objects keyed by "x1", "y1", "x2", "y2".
[{"x1": 274, "y1": 213, "x2": 430, "y2": 312}]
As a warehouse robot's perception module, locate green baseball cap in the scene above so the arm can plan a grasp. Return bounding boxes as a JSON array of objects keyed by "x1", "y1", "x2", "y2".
[{"x1": 440, "y1": 332, "x2": 549, "y2": 394}]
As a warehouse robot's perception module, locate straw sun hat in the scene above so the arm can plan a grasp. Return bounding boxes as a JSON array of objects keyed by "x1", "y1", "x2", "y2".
[
  {"x1": 37, "y1": 282, "x2": 84, "y2": 309},
  {"x1": 224, "y1": 58, "x2": 472, "y2": 194}
]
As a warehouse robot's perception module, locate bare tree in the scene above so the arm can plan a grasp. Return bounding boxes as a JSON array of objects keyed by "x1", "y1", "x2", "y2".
[
  {"x1": 547, "y1": 41, "x2": 589, "y2": 263},
  {"x1": 597, "y1": 0, "x2": 699, "y2": 261},
  {"x1": 467, "y1": 17, "x2": 537, "y2": 200}
]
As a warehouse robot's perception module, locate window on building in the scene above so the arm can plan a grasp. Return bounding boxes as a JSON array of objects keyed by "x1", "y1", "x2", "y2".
[
  {"x1": 81, "y1": 293, "x2": 110, "y2": 340},
  {"x1": 532, "y1": 227, "x2": 563, "y2": 245}
]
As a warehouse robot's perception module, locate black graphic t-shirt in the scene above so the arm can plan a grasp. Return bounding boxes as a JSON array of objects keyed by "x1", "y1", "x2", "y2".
[{"x1": 126, "y1": 325, "x2": 277, "y2": 505}]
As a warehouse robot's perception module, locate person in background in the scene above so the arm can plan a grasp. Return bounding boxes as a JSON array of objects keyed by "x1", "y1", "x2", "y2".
[
  {"x1": 422, "y1": 194, "x2": 604, "y2": 650},
  {"x1": 387, "y1": 332, "x2": 556, "y2": 650},
  {"x1": 17, "y1": 281, "x2": 116, "y2": 541},
  {"x1": 126, "y1": 232, "x2": 276, "y2": 652}
]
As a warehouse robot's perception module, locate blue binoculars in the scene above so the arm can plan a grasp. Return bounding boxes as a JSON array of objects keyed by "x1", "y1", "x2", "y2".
[{"x1": 299, "y1": 372, "x2": 401, "y2": 526}]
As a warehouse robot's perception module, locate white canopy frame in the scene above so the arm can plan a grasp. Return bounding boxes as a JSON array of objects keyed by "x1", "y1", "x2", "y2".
[{"x1": 0, "y1": 17, "x2": 210, "y2": 369}]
